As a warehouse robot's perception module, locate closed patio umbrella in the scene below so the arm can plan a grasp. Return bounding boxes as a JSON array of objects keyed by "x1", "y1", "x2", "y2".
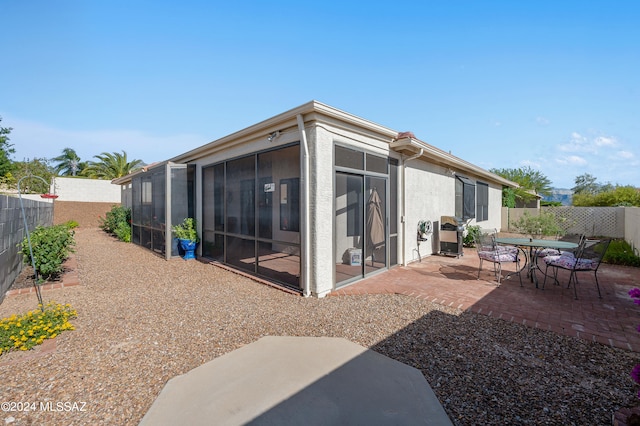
[{"x1": 367, "y1": 187, "x2": 385, "y2": 265}]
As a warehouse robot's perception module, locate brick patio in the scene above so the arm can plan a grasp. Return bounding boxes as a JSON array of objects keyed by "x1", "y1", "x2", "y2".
[{"x1": 332, "y1": 248, "x2": 640, "y2": 353}]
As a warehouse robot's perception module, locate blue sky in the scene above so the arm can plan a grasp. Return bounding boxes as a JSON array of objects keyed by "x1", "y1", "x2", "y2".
[{"x1": 2, "y1": 1, "x2": 638, "y2": 189}]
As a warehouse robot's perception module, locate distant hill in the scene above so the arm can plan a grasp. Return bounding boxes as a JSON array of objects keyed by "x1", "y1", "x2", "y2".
[{"x1": 543, "y1": 188, "x2": 573, "y2": 206}]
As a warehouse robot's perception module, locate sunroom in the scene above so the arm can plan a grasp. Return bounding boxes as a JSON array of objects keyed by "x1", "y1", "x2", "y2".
[{"x1": 113, "y1": 101, "x2": 516, "y2": 297}]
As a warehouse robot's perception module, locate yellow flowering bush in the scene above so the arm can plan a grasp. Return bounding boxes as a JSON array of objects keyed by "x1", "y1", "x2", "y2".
[{"x1": 0, "y1": 302, "x2": 77, "y2": 355}]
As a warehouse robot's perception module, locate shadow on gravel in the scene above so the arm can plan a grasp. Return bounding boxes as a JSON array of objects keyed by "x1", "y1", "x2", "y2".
[{"x1": 368, "y1": 308, "x2": 637, "y2": 425}]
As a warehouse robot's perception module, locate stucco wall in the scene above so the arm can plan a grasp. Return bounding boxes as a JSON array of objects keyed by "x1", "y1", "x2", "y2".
[
  {"x1": 625, "y1": 207, "x2": 640, "y2": 253},
  {"x1": 480, "y1": 181, "x2": 504, "y2": 231},
  {"x1": 308, "y1": 126, "x2": 336, "y2": 297},
  {"x1": 403, "y1": 160, "x2": 454, "y2": 262},
  {"x1": 402, "y1": 163, "x2": 503, "y2": 263}
]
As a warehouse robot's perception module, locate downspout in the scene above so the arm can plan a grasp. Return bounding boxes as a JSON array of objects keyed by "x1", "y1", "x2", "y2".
[
  {"x1": 296, "y1": 114, "x2": 311, "y2": 297},
  {"x1": 402, "y1": 148, "x2": 423, "y2": 266}
]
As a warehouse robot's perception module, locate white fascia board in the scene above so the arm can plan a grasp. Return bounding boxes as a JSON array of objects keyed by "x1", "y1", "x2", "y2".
[
  {"x1": 310, "y1": 102, "x2": 398, "y2": 140},
  {"x1": 390, "y1": 137, "x2": 519, "y2": 188},
  {"x1": 168, "y1": 101, "x2": 399, "y2": 164}
]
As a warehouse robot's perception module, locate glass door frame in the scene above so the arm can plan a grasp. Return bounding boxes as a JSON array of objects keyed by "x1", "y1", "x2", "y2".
[{"x1": 334, "y1": 166, "x2": 390, "y2": 288}]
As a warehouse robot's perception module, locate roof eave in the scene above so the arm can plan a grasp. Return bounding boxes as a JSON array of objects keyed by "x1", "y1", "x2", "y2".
[
  {"x1": 111, "y1": 161, "x2": 169, "y2": 185},
  {"x1": 390, "y1": 137, "x2": 519, "y2": 188},
  {"x1": 168, "y1": 100, "x2": 399, "y2": 163}
]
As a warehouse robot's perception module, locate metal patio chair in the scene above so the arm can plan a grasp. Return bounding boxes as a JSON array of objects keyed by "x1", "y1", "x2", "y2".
[
  {"x1": 474, "y1": 230, "x2": 523, "y2": 286},
  {"x1": 536, "y1": 233, "x2": 586, "y2": 259},
  {"x1": 542, "y1": 238, "x2": 611, "y2": 299}
]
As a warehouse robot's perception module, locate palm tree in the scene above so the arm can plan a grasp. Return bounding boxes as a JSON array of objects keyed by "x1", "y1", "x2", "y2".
[
  {"x1": 51, "y1": 147, "x2": 85, "y2": 176},
  {"x1": 82, "y1": 151, "x2": 143, "y2": 179}
]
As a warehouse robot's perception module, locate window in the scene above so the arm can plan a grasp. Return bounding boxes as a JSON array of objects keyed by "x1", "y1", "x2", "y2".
[
  {"x1": 335, "y1": 145, "x2": 364, "y2": 170},
  {"x1": 142, "y1": 180, "x2": 152, "y2": 204},
  {"x1": 365, "y1": 153, "x2": 387, "y2": 174},
  {"x1": 476, "y1": 181, "x2": 489, "y2": 221},
  {"x1": 455, "y1": 175, "x2": 476, "y2": 220}
]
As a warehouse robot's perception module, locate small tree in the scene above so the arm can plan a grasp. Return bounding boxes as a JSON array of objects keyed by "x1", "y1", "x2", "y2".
[
  {"x1": 510, "y1": 211, "x2": 564, "y2": 239},
  {"x1": 6, "y1": 159, "x2": 54, "y2": 193},
  {"x1": 0, "y1": 116, "x2": 15, "y2": 179},
  {"x1": 491, "y1": 166, "x2": 553, "y2": 206},
  {"x1": 572, "y1": 173, "x2": 600, "y2": 195}
]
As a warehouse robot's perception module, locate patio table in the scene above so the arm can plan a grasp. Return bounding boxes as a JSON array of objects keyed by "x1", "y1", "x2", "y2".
[{"x1": 494, "y1": 238, "x2": 578, "y2": 288}]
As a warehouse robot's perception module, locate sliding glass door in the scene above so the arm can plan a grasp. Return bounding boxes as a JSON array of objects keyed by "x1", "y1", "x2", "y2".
[
  {"x1": 365, "y1": 176, "x2": 386, "y2": 275},
  {"x1": 335, "y1": 173, "x2": 364, "y2": 283},
  {"x1": 335, "y1": 172, "x2": 388, "y2": 286}
]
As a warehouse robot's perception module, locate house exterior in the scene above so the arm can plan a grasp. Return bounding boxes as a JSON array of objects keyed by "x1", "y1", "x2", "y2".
[{"x1": 113, "y1": 101, "x2": 517, "y2": 297}]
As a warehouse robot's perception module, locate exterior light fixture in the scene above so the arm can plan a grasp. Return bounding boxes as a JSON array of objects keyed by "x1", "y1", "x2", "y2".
[{"x1": 267, "y1": 131, "x2": 280, "y2": 142}]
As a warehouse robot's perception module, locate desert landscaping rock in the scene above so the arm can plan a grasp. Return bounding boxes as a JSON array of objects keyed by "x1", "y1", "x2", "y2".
[{"x1": 0, "y1": 228, "x2": 638, "y2": 425}]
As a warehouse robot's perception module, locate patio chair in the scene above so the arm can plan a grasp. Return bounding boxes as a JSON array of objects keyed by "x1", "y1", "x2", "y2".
[
  {"x1": 474, "y1": 230, "x2": 523, "y2": 286},
  {"x1": 542, "y1": 238, "x2": 611, "y2": 299},
  {"x1": 536, "y1": 234, "x2": 585, "y2": 258}
]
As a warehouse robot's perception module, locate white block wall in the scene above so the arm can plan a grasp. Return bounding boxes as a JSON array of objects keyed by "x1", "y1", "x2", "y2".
[{"x1": 51, "y1": 177, "x2": 121, "y2": 203}]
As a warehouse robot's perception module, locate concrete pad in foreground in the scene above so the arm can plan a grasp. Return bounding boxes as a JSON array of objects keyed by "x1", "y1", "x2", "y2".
[{"x1": 140, "y1": 336, "x2": 452, "y2": 425}]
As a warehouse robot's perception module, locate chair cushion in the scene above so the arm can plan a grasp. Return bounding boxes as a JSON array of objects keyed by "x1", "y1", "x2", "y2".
[
  {"x1": 536, "y1": 249, "x2": 576, "y2": 258},
  {"x1": 544, "y1": 255, "x2": 596, "y2": 271},
  {"x1": 536, "y1": 248, "x2": 561, "y2": 257},
  {"x1": 478, "y1": 250, "x2": 518, "y2": 262},
  {"x1": 498, "y1": 245, "x2": 519, "y2": 255}
]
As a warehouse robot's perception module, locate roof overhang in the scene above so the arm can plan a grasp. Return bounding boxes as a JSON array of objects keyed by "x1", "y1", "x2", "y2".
[
  {"x1": 390, "y1": 136, "x2": 518, "y2": 188},
  {"x1": 112, "y1": 161, "x2": 169, "y2": 185},
  {"x1": 112, "y1": 101, "x2": 518, "y2": 190},
  {"x1": 168, "y1": 100, "x2": 398, "y2": 164}
]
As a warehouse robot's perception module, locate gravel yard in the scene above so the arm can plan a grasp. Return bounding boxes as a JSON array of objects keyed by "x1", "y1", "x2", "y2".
[{"x1": 1, "y1": 227, "x2": 638, "y2": 425}]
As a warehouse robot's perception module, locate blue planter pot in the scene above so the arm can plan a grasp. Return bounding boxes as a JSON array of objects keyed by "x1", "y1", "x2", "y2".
[{"x1": 179, "y1": 239, "x2": 197, "y2": 260}]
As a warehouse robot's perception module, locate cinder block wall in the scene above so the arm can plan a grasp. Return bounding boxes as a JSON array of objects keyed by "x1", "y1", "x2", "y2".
[
  {"x1": 0, "y1": 195, "x2": 53, "y2": 299},
  {"x1": 51, "y1": 177, "x2": 121, "y2": 203}
]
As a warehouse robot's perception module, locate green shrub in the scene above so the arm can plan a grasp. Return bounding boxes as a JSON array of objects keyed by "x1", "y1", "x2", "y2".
[
  {"x1": 64, "y1": 220, "x2": 79, "y2": 229},
  {"x1": 20, "y1": 224, "x2": 75, "y2": 281},
  {"x1": 464, "y1": 225, "x2": 481, "y2": 247},
  {"x1": 510, "y1": 211, "x2": 564, "y2": 239},
  {"x1": 172, "y1": 218, "x2": 199, "y2": 242},
  {"x1": 100, "y1": 205, "x2": 131, "y2": 242},
  {"x1": 603, "y1": 239, "x2": 640, "y2": 267},
  {"x1": 114, "y1": 221, "x2": 131, "y2": 242}
]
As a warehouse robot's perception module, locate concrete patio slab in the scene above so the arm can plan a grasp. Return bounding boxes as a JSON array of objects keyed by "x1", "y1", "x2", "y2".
[{"x1": 139, "y1": 336, "x2": 452, "y2": 426}]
